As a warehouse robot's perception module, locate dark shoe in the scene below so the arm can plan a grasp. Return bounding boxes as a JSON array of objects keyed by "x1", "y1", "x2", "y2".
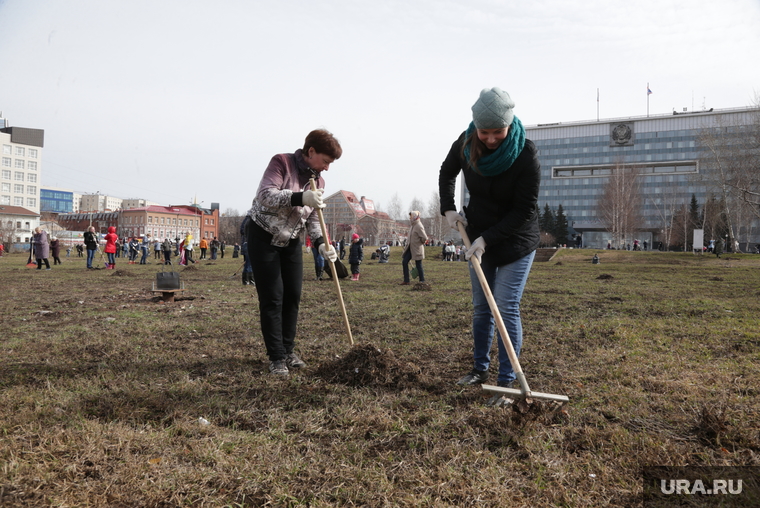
[
  {"x1": 456, "y1": 369, "x2": 489, "y2": 386},
  {"x1": 269, "y1": 360, "x2": 289, "y2": 376},
  {"x1": 285, "y1": 352, "x2": 306, "y2": 369}
]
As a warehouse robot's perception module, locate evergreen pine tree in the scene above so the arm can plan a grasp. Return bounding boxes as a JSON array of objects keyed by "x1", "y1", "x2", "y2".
[
  {"x1": 689, "y1": 194, "x2": 700, "y2": 228},
  {"x1": 553, "y1": 204, "x2": 569, "y2": 245},
  {"x1": 540, "y1": 203, "x2": 555, "y2": 233}
]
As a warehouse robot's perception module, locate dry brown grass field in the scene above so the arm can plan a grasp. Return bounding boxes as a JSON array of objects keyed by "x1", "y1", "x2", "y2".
[{"x1": 0, "y1": 246, "x2": 758, "y2": 507}]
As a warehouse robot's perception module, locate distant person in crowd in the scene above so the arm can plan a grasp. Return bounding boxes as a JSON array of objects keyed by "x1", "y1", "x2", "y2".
[
  {"x1": 140, "y1": 234, "x2": 151, "y2": 264},
  {"x1": 348, "y1": 233, "x2": 363, "y2": 281},
  {"x1": 445, "y1": 241, "x2": 456, "y2": 261},
  {"x1": 122, "y1": 238, "x2": 129, "y2": 258},
  {"x1": 50, "y1": 236, "x2": 62, "y2": 265},
  {"x1": 162, "y1": 237, "x2": 173, "y2": 265},
  {"x1": 220, "y1": 241, "x2": 226, "y2": 258},
  {"x1": 400, "y1": 210, "x2": 427, "y2": 285},
  {"x1": 439, "y1": 87, "x2": 540, "y2": 394},
  {"x1": 199, "y1": 237, "x2": 208, "y2": 259},
  {"x1": 245, "y1": 128, "x2": 341, "y2": 377},
  {"x1": 0, "y1": 242, "x2": 4, "y2": 256},
  {"x1": 128, "y1": 237, "x2": 140, "y2": 264},
  {"x1": 714, "y1": 238, "x2": 723, "y2": 258},
  {"x1": 643, "y1": 240, "x2": 648, "y2": 251},
  {"x1": 232, "y1": 243, "x2": 240, "y2": 258},
  {"x1": 181, "y1": 233, "x2": 195, "y2": 265},
  {"x1": 377, "y1": 243, "x2": 390, "y2": 263},
  {"x1": 153, "y1": 239, "x2": 161, "y2": 259},
  {"x1": 339, "y1": 237, "x2": 346, "y2": 260},
  {"x1": 241, "y1": 235, "x2": 254, "y2": 286},
  {"x1": 210, "y1": 236, "x2": 220, "y2": 260},
  {"x1": 32, "y1": 227, "x2": 51, "y2": 270},
  {"x1": 306, "y1": 236, "x2": 324, "y2": 280},
  {"x1": 76, "y1": 243, "x2": 84, "y2": 257},
  {"x1": 104, "y1": 227, "x2": 118, "y2": 269}
]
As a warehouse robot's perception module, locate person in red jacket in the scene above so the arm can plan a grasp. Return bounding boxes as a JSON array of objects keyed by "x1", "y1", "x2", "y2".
[{"x1": 104, "y1": 226, "x2": 118, "y2": 269}]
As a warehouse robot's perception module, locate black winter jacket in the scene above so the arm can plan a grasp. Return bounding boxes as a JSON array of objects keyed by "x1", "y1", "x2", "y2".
[
  {"x1": 348, "y1": 238, "x2": 364, "y2": 265},
  {"x1": 439, "y1": 132, "x2": 541, "y2": 266}
]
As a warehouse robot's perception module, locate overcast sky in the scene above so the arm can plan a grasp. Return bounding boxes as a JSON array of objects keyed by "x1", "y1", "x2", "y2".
[{"x1": 1, "y1": 0, "x2": 758, "y2": 216}]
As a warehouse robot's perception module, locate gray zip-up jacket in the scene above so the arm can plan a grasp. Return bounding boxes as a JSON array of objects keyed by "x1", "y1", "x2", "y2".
[{"x1": 246, "y1": 149, "x2": 325, "y2": 248}]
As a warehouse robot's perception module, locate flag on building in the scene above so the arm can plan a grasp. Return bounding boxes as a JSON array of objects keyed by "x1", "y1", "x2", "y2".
[{"x1": 647, "y1": 87, "x2": 653, "y2": 95}]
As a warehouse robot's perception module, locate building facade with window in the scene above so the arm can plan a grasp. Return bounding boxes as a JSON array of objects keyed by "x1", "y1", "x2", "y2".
[
  {"x1": 41, "y1": 187, "x2": 74, "y2": 213},
  {"x1": 1, "y1": 124, "x2": 44, "y2": 214},
  {"x1": 79, "y1": 193, "x2": 124, "y2": 212},
  {"x1": 460, "y1": 106, "x2": 759, "y2": 249},
  {"x1": 0, "y1": 205, "x2": 39, "y2": 245},
  {"x1": 323, "y1": 190, "x2": 402, "y2": 246},
  {"x1": 119, "y1": 205, "x2": 204, "y2": 242}
]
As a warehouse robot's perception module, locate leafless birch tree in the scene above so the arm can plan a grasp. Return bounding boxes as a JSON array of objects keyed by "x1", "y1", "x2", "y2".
[{"x1": 598, "y1": 163, "x2": 642, "y2": 248}]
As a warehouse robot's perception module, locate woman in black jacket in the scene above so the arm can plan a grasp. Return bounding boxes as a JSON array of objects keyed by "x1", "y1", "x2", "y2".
[{"x1": 439, "y1": 87, "x2": 540, "y2": 390}]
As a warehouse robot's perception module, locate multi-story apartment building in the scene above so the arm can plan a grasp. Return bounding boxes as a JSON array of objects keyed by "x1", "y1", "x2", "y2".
[
  {"x1": 1, "y1": 121, "x2": 44, "y2": 214},
  {"x1": 79, "y1": 193, "x2": 123, "y2": 212},
  {"x1": 122, "y1": 198, "x2": 160, "y2": 209}
]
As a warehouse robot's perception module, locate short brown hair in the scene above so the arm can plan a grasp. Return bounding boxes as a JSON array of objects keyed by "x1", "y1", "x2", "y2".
[{"x1": 303, "y1": 129, "x2": 342, "y2": 160}]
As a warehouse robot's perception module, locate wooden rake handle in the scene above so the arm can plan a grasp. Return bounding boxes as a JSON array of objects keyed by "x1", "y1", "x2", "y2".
[
  {"x1": 309, "y1": 178, "x2": 354, "y2": 346},
  {"x1": 458, "y1": 222, "x2": 531, "y2": 396}
]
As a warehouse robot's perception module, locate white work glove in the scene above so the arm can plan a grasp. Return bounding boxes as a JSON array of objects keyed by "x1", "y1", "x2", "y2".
[
  {"x1": 319, "y1": 243, "x2": 338, "y2": 263},
  {"x1": 444, "y1": 210, "x2": 468, "y2": 231},
  {"x1": 302, "y1": 189, "x2": 325, "y2": 209},
  {"x1": 465, "y1": 237, "x2": 486, "y2": 262}
]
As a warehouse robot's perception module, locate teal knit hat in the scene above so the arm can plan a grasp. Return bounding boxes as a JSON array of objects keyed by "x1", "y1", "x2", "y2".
[{"x1": 471, "y1": 87, "x2": 515, "y2": 129}]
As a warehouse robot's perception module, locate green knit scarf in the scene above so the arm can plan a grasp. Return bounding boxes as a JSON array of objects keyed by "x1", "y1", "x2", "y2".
[{"x1": 463, "y1": 116, "x2": 526, "y2": 176}]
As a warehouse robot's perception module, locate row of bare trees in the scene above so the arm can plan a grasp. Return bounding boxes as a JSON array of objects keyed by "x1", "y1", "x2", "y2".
[{"x1": 598, "y1": 100, "x2": 760, "y2": 251}]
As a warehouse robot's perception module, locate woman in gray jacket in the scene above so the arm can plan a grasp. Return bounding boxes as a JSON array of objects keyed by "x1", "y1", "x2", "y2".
[
  {"x1": 32, "y1": 227, "x2": 51, "y2": 270},
  {"x1": 246, "y1": 129, "x2": 341, "y2": 377}
]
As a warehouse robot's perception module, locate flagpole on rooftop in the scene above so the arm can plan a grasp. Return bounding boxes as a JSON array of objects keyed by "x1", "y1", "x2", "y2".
[{"x1": 597, "y1": 88, "x2": 600, "y2": 121}]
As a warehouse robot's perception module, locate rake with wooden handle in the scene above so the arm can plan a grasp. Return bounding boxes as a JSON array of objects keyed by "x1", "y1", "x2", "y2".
[
  {"x1": 310, "y1": 178, "x2": 354, "y2": 346},
  {"x1": 458, "y1": 222, "x2": 568, "y2": 403}
]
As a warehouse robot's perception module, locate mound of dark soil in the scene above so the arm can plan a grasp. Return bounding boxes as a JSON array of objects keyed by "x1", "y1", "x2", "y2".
[
  {"x1": 412, "y1": 282, "x2": 432, "y2": 291},
  {"x1": 597, "y1": 273, "x2": 614, "y2": 280},
  {"x1": 315, "y1": 344, "x2": 422, "y2": 388},
  {"x1": 182, "y1": 264, "x2": 198, "y2": 271}
]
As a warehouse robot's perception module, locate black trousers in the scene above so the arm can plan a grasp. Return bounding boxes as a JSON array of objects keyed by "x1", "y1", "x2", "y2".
[{"x1": 248, "y1": 224, "x2": 303, "y2": 362}]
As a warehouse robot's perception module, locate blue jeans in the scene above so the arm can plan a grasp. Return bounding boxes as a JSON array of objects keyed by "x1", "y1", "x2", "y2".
[
  {"x1": 311, "y1": 247, "x2": 324, "y2": 277},
  {"x1": 86, "y1": 248, "x2": 96, "y2": 268},
  {"x1": 402, "y1": 248, "x2": 424, "y2": 283},
  {"x1": 468, "y1": 250, "x2": 535, "y2": 384}
]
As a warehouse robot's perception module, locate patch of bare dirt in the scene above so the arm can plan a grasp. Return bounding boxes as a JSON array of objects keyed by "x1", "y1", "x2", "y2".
[{"x1": 315, "y1": 343, "x2": 422, "y2": 388}]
